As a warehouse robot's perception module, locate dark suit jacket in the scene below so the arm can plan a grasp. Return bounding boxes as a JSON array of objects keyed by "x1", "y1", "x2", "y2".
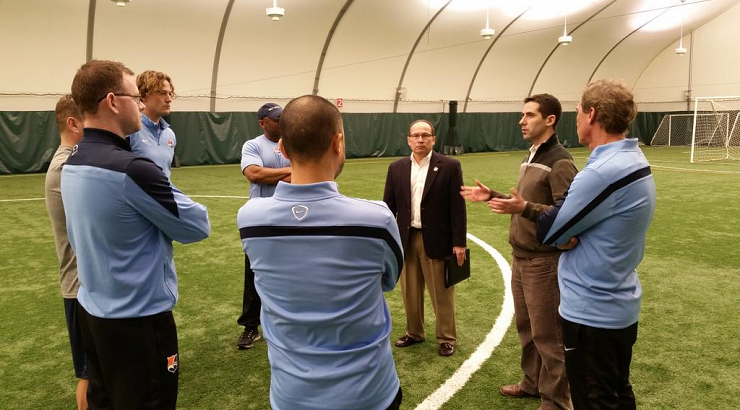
[{"x1": 383, "y1": 151, "x2": 467, "y2": 259}]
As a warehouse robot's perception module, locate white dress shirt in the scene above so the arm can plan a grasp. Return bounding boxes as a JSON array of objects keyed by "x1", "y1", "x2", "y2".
[
  {"x1": 409, "y1": 151, "x2": 433, "y2": 229},
  {"x1": 527, "y1": 143, "x2": 541, "y2": 164}
]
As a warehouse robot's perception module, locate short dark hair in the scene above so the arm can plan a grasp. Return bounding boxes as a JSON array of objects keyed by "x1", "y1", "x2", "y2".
[
  {"x1": 409, "y1": 119, "x2": 435, "y2": 136},
  {"x1": 580, "y1": 79, "x2": 637, "y2": 135},
  {"x1": 54, "y1": 94, "x2": 82, "y2": 131},
  {"x1": 524, "y1": 93, "x2": 562, "y2": 127},
  {"x1": 71, "y1": 60, "x2": 134, "y2": 115},
  {"x1": 280, "y1": 95, "x2": 343, "y2": 163}
]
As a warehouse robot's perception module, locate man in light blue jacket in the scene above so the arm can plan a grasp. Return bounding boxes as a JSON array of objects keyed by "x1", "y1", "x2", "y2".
[
  {"x1": 237, "y1": 95, "x2": 403, "y2": 410},
  {"x1": 537, "y1": 79, "x2": 656, "y2": 410},
  {"x1": 62, "y1": 60, "x2": 210, "y2": 410}
]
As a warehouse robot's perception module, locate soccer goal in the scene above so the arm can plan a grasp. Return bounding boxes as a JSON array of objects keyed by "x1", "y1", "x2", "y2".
[
  {"x1": 650, "y1": 114, "x2": 695, "y2": 146},
  {"x1": 690, "y1": 96, "x2": 740, "y2": 163}
]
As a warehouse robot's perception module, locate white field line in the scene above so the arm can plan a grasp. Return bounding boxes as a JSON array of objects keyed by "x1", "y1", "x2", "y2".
[
  {"x1": 0, "y1": 197, "x2": 44, "y2": 202},
  {"x1": 650, "y1": 165, "x2": 740, "y2": 175},
  {"x1": 415, "y1": 233, "x2": 514, "y2": 410}
]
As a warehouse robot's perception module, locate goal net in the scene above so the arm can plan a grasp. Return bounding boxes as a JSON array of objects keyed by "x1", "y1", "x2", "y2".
[
  {"x1": 691, "y1": 96, "x2": 740, "y2": 163},
  {"x1": 650, "y1": 114, "x2": 695, "y2": 146}
]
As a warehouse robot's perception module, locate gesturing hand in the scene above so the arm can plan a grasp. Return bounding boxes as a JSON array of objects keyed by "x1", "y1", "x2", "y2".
[
  {"x1": 460, "y1": 180, "x2": 492, "y2": 202},
  {"x1": 489, "y1": 188, "x2": 526, "y2": 215}
]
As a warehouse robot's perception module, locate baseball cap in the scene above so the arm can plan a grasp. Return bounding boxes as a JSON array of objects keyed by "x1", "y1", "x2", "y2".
[{"x1": 257, "y1": 103, "x2": 282, "y2": 120}]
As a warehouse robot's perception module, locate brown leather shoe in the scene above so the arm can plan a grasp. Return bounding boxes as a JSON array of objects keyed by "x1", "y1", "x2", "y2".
[
  {"x1": 438, "y1": 342, "x2": 455, "y2": 356},
  {"x1": 394, "y1": 335, "x2": 423, "y2": 348},
  {"x1": 499, "y1": 384, "x2": 540, "y2": 398}
]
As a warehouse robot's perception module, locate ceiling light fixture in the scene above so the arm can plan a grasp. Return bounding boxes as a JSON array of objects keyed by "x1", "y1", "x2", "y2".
[
  {"x1": 675, "y1": 0, "x2": 687, "y2": 55},
  {"x1": 266, "y1": 0, "x2": 285, "y2": 21},
  {"x1": 558, "y1": 14, "x2": 573, "y2": 46},
  {"x1": 480, "y1": 7, "x2": 495, "y2": 40},
  {"x1": 110, "y1": 0, "x2": 131, "y2": 6}
]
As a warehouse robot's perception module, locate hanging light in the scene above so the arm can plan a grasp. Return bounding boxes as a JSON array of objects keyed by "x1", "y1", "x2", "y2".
[
  {"x1": 480, "y1": 7, "x2": 495, "y2": 40},
  {"x1": 110, "y1": 0, "x2": 131, "y2": 6},
  {"x1": 266, "y1": 0, "x2": 285, "y2": 21},
  {"x1": 558, "y1": 14, "x2": 572, "y2": 45},
  {"x1": 675, "y1": 0, "x2": 687, "y2": 55}
]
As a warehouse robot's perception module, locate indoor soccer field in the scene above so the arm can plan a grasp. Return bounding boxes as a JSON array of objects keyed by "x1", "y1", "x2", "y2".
[{"x1": 1, "y1": 146, "x2": 738, "y2": 409}]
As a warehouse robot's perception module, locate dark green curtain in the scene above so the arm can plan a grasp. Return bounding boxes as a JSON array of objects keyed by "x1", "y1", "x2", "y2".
[
  {"x1": 0, "y1": 110, "x2": 681, "y2": 174},
  {"x1": 0, "y1": 111, "x2": 58, "y2": 174}
]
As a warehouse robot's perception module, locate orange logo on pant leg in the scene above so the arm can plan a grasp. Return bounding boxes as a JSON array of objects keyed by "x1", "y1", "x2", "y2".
[{"x1": 166, "y1": 354, "x2": 178, "y2": 373}]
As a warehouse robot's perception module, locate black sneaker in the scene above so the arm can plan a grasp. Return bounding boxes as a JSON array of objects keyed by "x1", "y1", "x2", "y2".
[{"x1": 237, "y1": 328, "x2": 261, "y2": 350}]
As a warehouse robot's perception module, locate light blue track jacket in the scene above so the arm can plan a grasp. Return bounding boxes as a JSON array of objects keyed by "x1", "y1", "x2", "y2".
[
  {"x1": 238, "y1": 181, "x2": 402, "y2": 410},
  {"x1": 537, "y1": 138, "x2": 656, "y2": 329},
  {"x1": 62, "y1": 128, "x2": 210, "y2": 319}
]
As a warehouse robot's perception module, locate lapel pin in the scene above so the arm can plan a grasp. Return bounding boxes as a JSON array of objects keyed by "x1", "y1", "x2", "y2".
[{"x1": 434, "y1": 167, "x2": 438, "y2": 172}]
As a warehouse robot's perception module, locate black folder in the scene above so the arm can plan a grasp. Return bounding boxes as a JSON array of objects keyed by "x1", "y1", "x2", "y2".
[{"x1": 444, "y1": 248, "x2": 470, "y2": 288}]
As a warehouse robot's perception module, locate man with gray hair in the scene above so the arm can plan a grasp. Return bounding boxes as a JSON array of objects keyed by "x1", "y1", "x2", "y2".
[{"x1": 537, "y1": 79, "x2": 656, "y2": 409}]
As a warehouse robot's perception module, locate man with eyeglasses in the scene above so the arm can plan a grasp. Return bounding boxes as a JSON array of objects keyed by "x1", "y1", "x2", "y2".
[
  {"x1": 127, "y1": 70, "x2": 178, "y2": 179},
  {"x1": 61, "y1": 60, "x2": 211, "y2": 409},
  {"x1": 461, "y1": 94, "x2": 577, "y2": 409},
  {"x1": 383, "y1": 119, "x2": 467, "y2": 357},
  {"x1": 236, "y1": 102, "x2": 292, "y2": 350}
]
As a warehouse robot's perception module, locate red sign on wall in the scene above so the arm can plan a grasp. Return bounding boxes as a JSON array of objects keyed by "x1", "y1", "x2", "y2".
[{"x1": 336, "y1": 98, "x2": 343, "y2": 107}]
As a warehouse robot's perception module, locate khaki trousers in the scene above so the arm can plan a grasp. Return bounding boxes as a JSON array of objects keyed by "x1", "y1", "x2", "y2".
[
  {"x1": 400, "y1": 229, "x2": 456, "y2": 345},
  {"x1": 512, "y1": 254, "x2": 572, "y2": 410}
]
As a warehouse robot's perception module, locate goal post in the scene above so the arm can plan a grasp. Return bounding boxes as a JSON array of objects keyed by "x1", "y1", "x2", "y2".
[
  {"x1": 691, "y1": 96, "x2": 740, "y2": 163},
  {"x1": 650, "y1": 114, "x2": 695, "y2": 146}
]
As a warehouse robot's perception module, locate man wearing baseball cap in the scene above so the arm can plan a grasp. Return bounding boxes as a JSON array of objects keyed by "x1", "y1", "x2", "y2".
[{"x1": 236, "y1": 103, "x2": 292, "y2": 349}]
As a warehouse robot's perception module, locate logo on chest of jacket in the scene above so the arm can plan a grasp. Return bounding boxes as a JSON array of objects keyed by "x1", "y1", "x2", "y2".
[
  {"x1": 167, "y1": 139, "x2": 174, "y2": 148},
  {"x1": 291, "y1": 205, "x2": 309, "y2": 221}
]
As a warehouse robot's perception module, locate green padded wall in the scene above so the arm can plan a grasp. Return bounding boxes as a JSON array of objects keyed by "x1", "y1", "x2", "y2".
[{"x1": 0, "y1": 110, "x2": 675, "y2": 174}]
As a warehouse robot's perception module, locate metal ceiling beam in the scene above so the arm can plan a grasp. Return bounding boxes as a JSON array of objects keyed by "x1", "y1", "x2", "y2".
[
  {"x1": 313, "y1": 0, "x2": 355, "y2": 96},
  {"x1": 463, "y1": 8, "x2": 528, "y2": 113},
  {"x1": 392, "y1": 0, "x2": 453, "y2": 113},
  {"x1": 86, "y1": 0, "x2": 96, "y2": 62},
  {"x1": 587, "y1": 7, "x2": 671, "y2": 84},
  {"x1": 527, "y1": 0, "x2": 617, "y2": 98},
  {"x1": 210, "y1": 0, "x2": 235, "y2": 113}
]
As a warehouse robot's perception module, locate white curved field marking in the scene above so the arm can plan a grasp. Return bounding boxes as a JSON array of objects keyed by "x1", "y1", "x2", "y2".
[
  {"x1": 415, "y1": 233, "x2": 514, "y2": 410},
  {"x1": 0, "y1": 197, "x2": 44, "y2": 202}
]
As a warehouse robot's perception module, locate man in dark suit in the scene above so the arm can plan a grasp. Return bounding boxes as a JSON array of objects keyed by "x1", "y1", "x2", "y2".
[{"x1": 383, "y1": 119, "x2": 467, "y2": 357}]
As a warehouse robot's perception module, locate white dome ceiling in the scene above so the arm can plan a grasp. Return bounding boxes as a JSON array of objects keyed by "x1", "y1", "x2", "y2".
[{"x1": 1, "y1": 0, "x2": 739, "y2": 112}]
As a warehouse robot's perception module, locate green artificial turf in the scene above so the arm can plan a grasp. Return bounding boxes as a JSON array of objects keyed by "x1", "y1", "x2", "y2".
[{"x1": 0, "y1": 146, "x2": 738, "y2": 409}]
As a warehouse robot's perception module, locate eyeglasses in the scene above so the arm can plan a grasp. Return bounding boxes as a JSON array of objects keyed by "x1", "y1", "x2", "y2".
[
  {"x1": 97, "y1": 93, "x2": 142, "y2": 103},
  {"x1": 155, "y1": 90, "x2": 176, "y2": 99},
  {"x1": 408, "y1": 133, "x2": 434, "y2": 140}
]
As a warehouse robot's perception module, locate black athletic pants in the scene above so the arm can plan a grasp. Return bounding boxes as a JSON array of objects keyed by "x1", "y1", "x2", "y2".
[
  {"x1": 562, "y1": 317, "x2": 638, "y2": 410},
  {"x1": 77, "y1": 305, "x2": 179, "y2": 410},
  {"x1": 237, "y1": 254, "x2": 261, "y2": 329},
  {"x1": 385, "y1": 386, "x2": 403, "y2": 410}
]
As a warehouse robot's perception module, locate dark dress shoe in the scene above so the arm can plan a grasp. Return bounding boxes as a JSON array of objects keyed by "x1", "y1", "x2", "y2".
[
  {"x1": 438, "y1": 342, "x2": 455, "y2": 356},
  {"x1": 499, "y1": 384, "x2": 540, "y2": 398},
  {"x1": 394, "y1": 335, "x2": 422, "y2": 347}
]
